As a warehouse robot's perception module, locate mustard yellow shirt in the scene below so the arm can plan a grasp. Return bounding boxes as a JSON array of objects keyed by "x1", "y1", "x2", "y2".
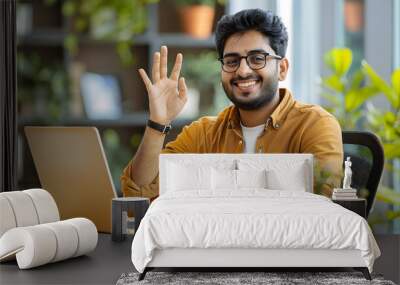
[{"x1": 121, "y1": 88, "x2": 343, "y2": 199}]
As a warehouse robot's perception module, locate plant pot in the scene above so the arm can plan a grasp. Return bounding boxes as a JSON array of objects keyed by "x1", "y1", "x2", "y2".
[
  {"x1": 178, "y1": 5, "x2": 215, "y2": 39},
  {"x1": 344, "y1": 0, "x2": 364, "y2": 33}
]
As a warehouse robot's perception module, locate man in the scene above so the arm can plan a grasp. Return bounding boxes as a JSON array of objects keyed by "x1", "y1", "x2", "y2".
[{"x1": 121, "y1": 9, "x2": 343, "y2": 199}]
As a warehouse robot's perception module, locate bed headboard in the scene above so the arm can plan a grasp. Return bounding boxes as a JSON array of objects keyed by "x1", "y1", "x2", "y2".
[{"x1": 159, "y1": 153, "x2": 314, "y2": 195}]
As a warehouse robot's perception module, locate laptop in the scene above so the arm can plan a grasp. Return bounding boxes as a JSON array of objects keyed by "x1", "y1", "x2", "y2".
[{"x1": 25, "y1": 126, "x2": 118, "y2": 233}]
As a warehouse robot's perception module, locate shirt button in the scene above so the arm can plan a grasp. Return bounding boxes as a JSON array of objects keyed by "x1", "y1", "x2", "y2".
[{"x1": 274, "y1": 123, "x2": 280, "y2": 129}]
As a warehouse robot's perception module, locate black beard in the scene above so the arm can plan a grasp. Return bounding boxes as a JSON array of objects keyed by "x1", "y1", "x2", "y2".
[{"x1": 222, "y1": 74, "x2": 279, "y2": 110}]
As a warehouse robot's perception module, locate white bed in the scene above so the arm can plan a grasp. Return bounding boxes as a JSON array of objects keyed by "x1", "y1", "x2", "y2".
[{"x1": 131, "y1": 154, "x2": 381, "y2": 280}]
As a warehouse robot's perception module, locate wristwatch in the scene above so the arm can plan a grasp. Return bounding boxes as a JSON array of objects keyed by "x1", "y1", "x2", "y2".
[{"x1": 147, "y1": 119, "x2": 172, "y2": 134}]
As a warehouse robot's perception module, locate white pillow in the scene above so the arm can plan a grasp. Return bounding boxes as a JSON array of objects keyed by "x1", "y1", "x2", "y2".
[
  {"x1": 212, "y1": 168, "x2": 237, "y2": 190},
  {"x1": 211, "y1": 169, "x2": 267, "y2": 190},
  {"x1": 266, "y1": 164, "x2": 306, "y2": 191},
  {"x1": 237, "y1": 169, "x2": 267, "y2": 188},
  {"x1": 167, "y1": 162, "x2": 212, "y2": 191}
]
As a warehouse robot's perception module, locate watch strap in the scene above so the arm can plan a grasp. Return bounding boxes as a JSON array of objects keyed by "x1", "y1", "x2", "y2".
[{"x1": 147, "y1": 119, "x2": 172, "y2": 134}]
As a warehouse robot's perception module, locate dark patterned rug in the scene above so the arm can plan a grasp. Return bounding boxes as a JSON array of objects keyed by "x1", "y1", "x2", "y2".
[{"x1": 116, "y1": 271, "x2": 396, "y2": 285}]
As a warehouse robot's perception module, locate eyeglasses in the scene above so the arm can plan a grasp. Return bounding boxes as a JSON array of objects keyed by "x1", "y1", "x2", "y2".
[{"x1": 218, "y1": 52, "x2": 282, "y2": 73}]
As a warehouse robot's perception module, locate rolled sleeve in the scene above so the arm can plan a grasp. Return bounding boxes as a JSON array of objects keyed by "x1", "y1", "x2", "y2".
[
  {"x1": 120, "y1": 162, "x2": 159, "y2": 199},
  {"x1": 120, "y1": 121, "x2": 202, "y2": 199}
]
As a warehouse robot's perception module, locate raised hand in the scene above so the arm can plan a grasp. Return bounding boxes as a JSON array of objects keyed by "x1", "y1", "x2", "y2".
[{"x1": 138, "y1": 46, "x2": 187, "y2": 125}]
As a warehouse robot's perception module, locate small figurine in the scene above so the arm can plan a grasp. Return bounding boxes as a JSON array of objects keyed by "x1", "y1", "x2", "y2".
[
  {"x1": 332, "y1": 157, "x2": 358, "y2": 199},
  {"x1": 342, "y1": 156, "x2": 353, "y2": 189}
]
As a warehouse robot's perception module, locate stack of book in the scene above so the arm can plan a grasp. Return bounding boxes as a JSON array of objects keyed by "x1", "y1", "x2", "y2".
[{"x1": 332, "y1": 188, "x2": 358, "y2": 200}]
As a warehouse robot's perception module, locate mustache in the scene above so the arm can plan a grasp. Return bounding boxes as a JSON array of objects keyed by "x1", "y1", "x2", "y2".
[{"x1": 231, "y1": 75, "x2": 261, "y2": 84}]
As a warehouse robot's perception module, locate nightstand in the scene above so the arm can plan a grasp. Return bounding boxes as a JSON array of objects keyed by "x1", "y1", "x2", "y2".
[
  {"x1": 332, "y1": 198, "x2": 366, "y2": 218},
  {"x1": 112, "y1": 197, "x2": 150, "y2": 241}
]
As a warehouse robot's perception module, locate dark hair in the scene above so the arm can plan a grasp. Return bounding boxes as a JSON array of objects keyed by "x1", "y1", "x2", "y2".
[{"x1": 215, "y1": 9, "x2": 288, "y2": 58}]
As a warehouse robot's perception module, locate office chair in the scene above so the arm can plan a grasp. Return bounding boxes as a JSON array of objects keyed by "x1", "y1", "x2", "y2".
[{"x1": 342, "y1": 131, "x2": 385, "y2": 218}]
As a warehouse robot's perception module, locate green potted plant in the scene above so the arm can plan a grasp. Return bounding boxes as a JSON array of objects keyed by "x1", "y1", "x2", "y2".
[
  {"x1": 321, "y1": 47, "x2": 400, "y2": 227},
  {"x1": 320, "y1": 48, "x2": 378, "y2": 129},
  {"x1": 174, "y1": 0, "x2": 225, "y2": 38},
  {"x1": 363, "y1": 62, "x2": 400, "y2": 223},
  {"x1": 46, "y1": 0, "x2": 158, "y2": 65},
  {"x1": 17, "y1": 52, "x2": 68, "y2": 121}
]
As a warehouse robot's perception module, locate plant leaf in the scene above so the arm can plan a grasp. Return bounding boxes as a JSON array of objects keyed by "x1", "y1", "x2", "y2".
[
  {"x1": 386, "y1": 210, "x2": 400, "y2": 220},
  {"x1": 384, "y1": 111, "x2": 396, "y2": 124},
  {"x1": 383, "y1": 143, "x2": 400, "y2": 159},
  {"x1": 349, "y1": 69, "x2": 365, "y2": 90},
  {"x1": 324, "y1": 48, "x2": 352, "y2": 77},
  {"x1": 322, "y1": 75, "x2": 345, "y2": 93},
  {"x1": 391, "y1": 69, "x2": 400, "y2": 108},
  {"x1": 345, "y1": 86, "x2": 377, "y2": 111},
  {"x1": 362, "y1": 61, "x2": 396, "y2": 106},
  {"x1": 345, "y1": 90, "x2": 361, "y2": 111}
]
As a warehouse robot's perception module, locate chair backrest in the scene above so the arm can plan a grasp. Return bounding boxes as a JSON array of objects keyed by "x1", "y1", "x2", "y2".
[{"x1": 342, "y1": 131, "x2": 384, "y2": 217}]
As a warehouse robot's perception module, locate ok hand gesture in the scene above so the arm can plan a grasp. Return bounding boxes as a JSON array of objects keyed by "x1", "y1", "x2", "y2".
[{"x1": 138, "y1": 46, "x2": 187, "y2": 125}]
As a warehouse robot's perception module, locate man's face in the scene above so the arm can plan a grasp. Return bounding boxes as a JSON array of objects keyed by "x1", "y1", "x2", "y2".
[{"x1": 220, "y1": 30, "x2": 281, "y2": 110}]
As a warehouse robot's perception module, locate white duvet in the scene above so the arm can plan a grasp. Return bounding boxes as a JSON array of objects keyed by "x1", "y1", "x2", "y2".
[{"x1": 131, "y1": 190, "x2": 381, "y2": 273}]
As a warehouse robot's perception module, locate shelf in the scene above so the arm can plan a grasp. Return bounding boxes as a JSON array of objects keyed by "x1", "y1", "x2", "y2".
[
  {"x1": 17, "y1": 29, "x2": 66, "y2": 46},
  {"x1": 18, "y1": 30, "x2": 216, "y2": 48},
  {"x1": 17, "y1": 30, "x2": 151, "y2": 46},
  {"x1": 18, "y1": 113, "x2": 195, "y2": 128},
  {"x1": 79, "y1": 33, "x2": 216, "y2": 48}
]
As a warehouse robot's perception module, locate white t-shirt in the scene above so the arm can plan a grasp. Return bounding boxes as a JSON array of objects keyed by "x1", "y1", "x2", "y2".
[{"x1": 240, "y1": 123, "x2": 265, "y2": 153}]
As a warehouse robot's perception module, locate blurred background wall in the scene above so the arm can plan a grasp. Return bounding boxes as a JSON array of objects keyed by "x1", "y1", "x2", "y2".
[{"x1": 16, "y1": 0, "x2": 399, "y2": 232}]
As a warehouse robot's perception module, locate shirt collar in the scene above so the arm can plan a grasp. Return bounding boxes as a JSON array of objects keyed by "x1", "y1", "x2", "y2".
[
  {"x1": 270, "y1": 88, "x2": 295, "y2": 128},
  {"x1": 228, "y1": 88, "x2": 295, "y2": 130}
]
